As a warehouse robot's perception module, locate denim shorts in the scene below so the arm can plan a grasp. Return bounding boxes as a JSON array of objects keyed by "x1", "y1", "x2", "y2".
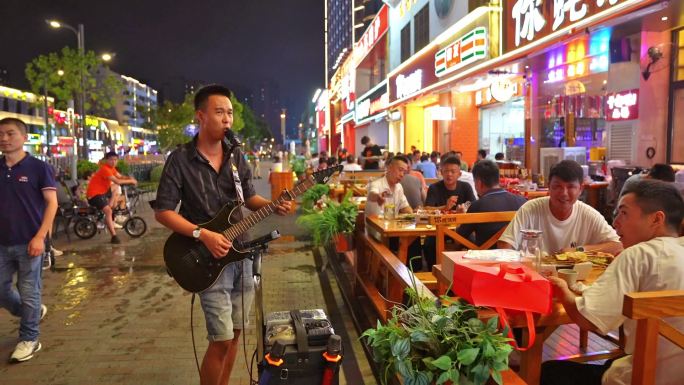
[{"x1": 199, "y1": 259, "x2": 255, "y2": 341}]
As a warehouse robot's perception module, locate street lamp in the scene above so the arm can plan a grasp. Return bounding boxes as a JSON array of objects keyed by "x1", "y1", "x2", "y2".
[
  {"x1": 46, "y1": 19, "x2": 87, "y2": 162},
  {"x1": 101, "y1": 53, "x2": 114, "y2": 62}
]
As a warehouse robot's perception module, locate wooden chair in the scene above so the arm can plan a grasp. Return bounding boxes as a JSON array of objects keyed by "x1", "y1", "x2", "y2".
[
  {"x1": 433, "y1": 211, "x2": 518, "y2": 257},
  {"x1": 622, "y1": 290, "x2": 684, "y2": 385},
  {"x1": 430, "y1": 211, "x2": 517, "y2": 294}
]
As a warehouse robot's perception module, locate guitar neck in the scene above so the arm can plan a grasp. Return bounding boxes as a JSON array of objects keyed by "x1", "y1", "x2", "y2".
[{"x1": 223, "y1": 178, "x2": 314, "y2": 241}]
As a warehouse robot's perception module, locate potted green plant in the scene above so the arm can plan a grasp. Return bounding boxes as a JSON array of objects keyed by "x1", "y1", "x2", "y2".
[
  {"x1": 296, "y1": 192, "x2": 358, "y2": 252},
  {"x1": 301, "y1": 184, "x2": 331, "y2": 211},
  {"x1": 362, "y1": 276, "x2": 513, "y2": 385},
  {"x1": 290, "y1": 157, "x2": 307, "y2": 180}
]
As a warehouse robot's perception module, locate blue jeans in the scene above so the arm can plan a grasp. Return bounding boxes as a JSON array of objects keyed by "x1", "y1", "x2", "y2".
[
  {"x1": 199, "y1": 259, "x2": 255, "y2": 342},
  {"x1": 0, "y1": 244, "x2": 43, "y2": 342}
]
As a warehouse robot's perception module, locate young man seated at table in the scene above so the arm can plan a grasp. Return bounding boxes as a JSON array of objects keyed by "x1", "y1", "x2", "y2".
[
  {"x1": 365, "y1": 155, "x2": 423, "y2": 269},
  {"x1": 422, "y1": 156, "x2": 477, "y2": 270},
  {"x1": 498, "y1": 160, "x2": 623, "y2": 256},
  {"x1": 455, "y1": 160, "x2": 527, "y2": 248},
  {"x1": 541, "y1": 179, "x2": 684, "y2": 385}
]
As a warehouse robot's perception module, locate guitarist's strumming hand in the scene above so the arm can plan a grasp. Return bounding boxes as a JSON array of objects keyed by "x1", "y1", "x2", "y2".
[{"x1": 199, "y1": 229, "x2": 233, "y2": 259}]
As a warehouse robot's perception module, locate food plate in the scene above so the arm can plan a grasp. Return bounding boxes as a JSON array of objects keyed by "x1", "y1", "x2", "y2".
[{"x1": 542, "y1": 251, "x2": 614, "y2": 267}]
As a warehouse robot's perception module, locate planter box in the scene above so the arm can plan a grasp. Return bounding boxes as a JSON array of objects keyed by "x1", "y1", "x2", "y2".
[{"x1": 334, "y1": 233, "x2": 354, "y2": 253}]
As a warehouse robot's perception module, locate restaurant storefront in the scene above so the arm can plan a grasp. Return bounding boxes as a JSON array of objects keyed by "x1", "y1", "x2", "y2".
[
  {"x1": 388, "y1": 0, "x2": 674, "y2": 172},
  {"x1": 387, "y1": 7, "x2": 500, "y2": 161},
  {"x1": 476, "y1": 0, "x2": 673, "y2": 173}
]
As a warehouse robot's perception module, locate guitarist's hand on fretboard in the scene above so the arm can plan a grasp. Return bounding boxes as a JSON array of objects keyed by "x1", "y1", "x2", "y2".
[
  {"x1": 200, "y1": 229, "x2": 233, "y2": 258},
  {"x1": 274, "y1": 199, "x2": 293, "y2": 215}
]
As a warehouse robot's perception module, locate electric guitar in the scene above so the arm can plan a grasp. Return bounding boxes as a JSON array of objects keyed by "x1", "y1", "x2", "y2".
[{"x1": 163, "y1": 165, "x2": 342, "y2": 293}]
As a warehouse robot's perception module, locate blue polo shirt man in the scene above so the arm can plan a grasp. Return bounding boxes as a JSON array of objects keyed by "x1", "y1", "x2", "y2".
[
  {"x1": 0, "y1": 117, "x2": 58, "y2": 363},
  {"x1": 457, "y1": 160, "x2": 527, "y2": 247}
]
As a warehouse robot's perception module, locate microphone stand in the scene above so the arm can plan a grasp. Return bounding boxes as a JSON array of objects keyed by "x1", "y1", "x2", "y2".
[{"x1": 246, "y1": 234, "x2": 278, "y2": 361}]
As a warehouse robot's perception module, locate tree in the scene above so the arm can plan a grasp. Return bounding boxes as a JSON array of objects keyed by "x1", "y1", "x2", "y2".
[
  {"x1": 240, "y1": 103, "x2": 271, "y2": 144},
  {"x1": 25, "y1": 46, "x2": 122, "y2": 115},
  {"x1": 156, "y1": 93, "x2": 195, "y2": 151},
  {"x1": 230, "y1": 95, "x2": 245, "y2": 133}
]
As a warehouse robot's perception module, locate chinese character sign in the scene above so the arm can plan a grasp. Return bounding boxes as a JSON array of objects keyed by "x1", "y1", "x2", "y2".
[
  {"x1": 512, "y1": 0, "x2": 546, "y2": 47},
  {"x1": 606, "y1": 89, "x2": 638, "y2": 121},
  {"x1": 504, "y1": 0, "x2": 654, "y2": 53},
  {"x1": 552, "y1": 0, "x2": 588, "y2": 30}
]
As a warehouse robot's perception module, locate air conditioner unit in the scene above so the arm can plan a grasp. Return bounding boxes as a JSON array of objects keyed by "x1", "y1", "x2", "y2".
[{"x1": 540, "y1": 147, "x2": 587, "y2": 181}]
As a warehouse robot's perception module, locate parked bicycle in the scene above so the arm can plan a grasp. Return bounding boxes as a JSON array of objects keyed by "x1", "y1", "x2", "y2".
[{"x1": 73, "y1": 185, "x2": 147, "y2": 239}]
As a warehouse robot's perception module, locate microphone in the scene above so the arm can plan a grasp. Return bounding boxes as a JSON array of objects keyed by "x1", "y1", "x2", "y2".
[
  {"x1": 241, "y1": 230, "x2": 280, "y2": 249},
  {"x1": 224, "y1": 129, "x2": 241, "y2": 147}
]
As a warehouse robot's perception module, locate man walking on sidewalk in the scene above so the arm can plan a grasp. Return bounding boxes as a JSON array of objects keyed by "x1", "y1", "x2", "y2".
[{"x1": 0, "y1": 117, "x2": 57, "y2": 362}]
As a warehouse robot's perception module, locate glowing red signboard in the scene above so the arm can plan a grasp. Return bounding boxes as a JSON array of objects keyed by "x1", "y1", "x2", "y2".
[
  {"x1": 605, "y1": 89, "x2": 638, "y2": 121},
  {"x1": 354, "y1": 4, "x2": 388, "y2": 66}
]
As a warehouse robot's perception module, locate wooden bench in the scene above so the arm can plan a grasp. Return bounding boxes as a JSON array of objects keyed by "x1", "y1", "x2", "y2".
[
  {"x1": 357, "y1": 233, "x2": 433, "y2": 322},
  {"x1": 623, "y1": 290, "x2": 684, "y2": 385}
]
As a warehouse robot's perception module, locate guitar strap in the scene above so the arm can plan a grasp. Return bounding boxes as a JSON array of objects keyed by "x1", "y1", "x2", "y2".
[{"x1": 228, "y1": 147, "x2": 245, "y2": 204}]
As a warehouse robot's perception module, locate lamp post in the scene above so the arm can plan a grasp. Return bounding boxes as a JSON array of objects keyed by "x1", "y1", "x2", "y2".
[
  {"x1": 280, "y1": 109, "x2": 287, "y2": 169},
  {"x1": 100, "y1": 53, "x2": 115, "y2": 152},
  {"x1": 46, "y1": 19, "x2": 87, "y2": 161},
  {"x1": 43, "y1": 75, "x2": 50, "y2": 158}
]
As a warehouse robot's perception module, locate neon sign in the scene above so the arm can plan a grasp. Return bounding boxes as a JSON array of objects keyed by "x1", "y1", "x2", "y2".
[
  {"x1": 395, "y1": 70, "x2": 423, "y2": 99},
  {"x1": 545, "y1": 32, "x2": 610, "y2": 83},
  {"x1": 25, "y1": 133, "x2": 42, "y2": 145},
  {"x1": 356, "y1": 82, "x2": 389, "y2": 123},
  {"x1": 435, "y1": 27, "x2": 488, "y2": 77},
  {"x1": 606, "y1": 89, "x2": 638, "y2": 121}
]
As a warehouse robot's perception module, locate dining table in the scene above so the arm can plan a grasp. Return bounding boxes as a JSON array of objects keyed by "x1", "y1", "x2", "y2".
[
  {"x1": 432, "y1": 251, "x2": 611, "y2": 385},
  {"x1": 365, "y1": 215, "x2": 437, "y2": 264}
]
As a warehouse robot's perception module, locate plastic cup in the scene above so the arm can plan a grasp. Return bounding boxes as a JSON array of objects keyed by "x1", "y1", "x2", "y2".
[{"x1": 558, "y1": 269, "x2": 578, "y2": 287}]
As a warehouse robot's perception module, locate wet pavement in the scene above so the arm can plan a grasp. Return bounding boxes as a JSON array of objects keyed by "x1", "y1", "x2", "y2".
[{"x1": 0, "y1": 161, "x2": 374, "y2": 385}]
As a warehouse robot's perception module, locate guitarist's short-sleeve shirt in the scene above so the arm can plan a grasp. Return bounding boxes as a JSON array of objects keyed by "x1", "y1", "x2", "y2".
[{"x1": 153, "y1": 136, "x2": 256, "y2": 224}]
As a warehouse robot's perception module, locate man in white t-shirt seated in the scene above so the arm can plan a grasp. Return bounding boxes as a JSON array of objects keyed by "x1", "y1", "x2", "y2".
[
  {"x1": 498, "y1": 160, "x2": 623, "y2": 256},
  {"x1": 541, "y1": 179, "x2": 684, "y2": 385},
  {"x1": 365, "y1": 154, "x2": 412, "y2": 218},
  {"x1": 342, "y1": 155, "x2": 363, "y2": 171},
  {"x1": 365, "y1": 155, "x2": 424, "y2": 269}
]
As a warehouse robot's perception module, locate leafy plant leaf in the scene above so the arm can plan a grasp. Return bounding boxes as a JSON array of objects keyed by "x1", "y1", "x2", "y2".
[
  {"x1": 457, "y1": 347, "x2": 480, "y2": 366},
  {"x1": 391, "y1": 337, "x2": 411, "y2": 360},
  {"x1": 487, "y1": 315, "x2": 499, "y2": 331},
  {"x1": 491, "y1": 369, "x2": 504, "y2": 385},
  {"x1": 436, "y1": 371, "x2": 451, "y2": 385},
  {"x1": 472, "y1": 363, "x2": 491, "y2": 385},
  {"x1": 395, "y1": 358, "x2": 413, "y2": 379},
  {"x1": 431, "y1": 355, "x2": 452, "y2": 371}
]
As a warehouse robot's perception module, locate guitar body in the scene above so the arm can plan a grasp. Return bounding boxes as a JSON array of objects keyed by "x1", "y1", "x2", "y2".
[{"x1": 163, "y1": 203, "x2": 248, "y2": 293}]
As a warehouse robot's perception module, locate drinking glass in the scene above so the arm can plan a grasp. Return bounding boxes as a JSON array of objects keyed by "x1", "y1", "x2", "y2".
[{"x1": 519, "y1": 229, "x2": 543, "y2": 271}]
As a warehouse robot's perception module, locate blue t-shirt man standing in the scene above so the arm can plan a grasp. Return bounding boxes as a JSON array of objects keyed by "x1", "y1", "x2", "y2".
[
  {"x1": 415, "y1": 154, "x2": 437, "y2": 178},
  {"x1": 0, "y1": 118, "x2": 57, "y2": 363}
]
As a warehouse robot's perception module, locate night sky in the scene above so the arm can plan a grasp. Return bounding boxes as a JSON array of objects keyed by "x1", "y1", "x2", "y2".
[{"x1": 1, "y1": 0, "x2": 324, "y2": 127}]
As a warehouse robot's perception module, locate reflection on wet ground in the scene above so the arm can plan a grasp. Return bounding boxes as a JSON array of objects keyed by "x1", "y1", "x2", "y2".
[{"x1": 0, "y1": 165, "x2": 374, "y2": 384}]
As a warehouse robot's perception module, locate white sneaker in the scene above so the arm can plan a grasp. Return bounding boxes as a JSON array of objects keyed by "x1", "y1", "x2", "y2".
[
  {"x1": 113, "y1": 223, "x2": 123, "y2": 229},
  {"x1": 9, "y1": 340, "x2": 41, "y2": 363},
  {"x1": 40, "y1": 305, "x2": 47, "y2": 321},
  {"x1": 114, "y1": 215, "x2": 127, "y2": 224},
  {"x1": 51, "y1": 247, "x2": 64, "y2": 257}
]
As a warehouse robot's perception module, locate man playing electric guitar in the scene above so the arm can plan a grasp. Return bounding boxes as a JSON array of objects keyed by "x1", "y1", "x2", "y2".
[{"x1": 153, "y1": 84, "x2": 292, "y2": 385}]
